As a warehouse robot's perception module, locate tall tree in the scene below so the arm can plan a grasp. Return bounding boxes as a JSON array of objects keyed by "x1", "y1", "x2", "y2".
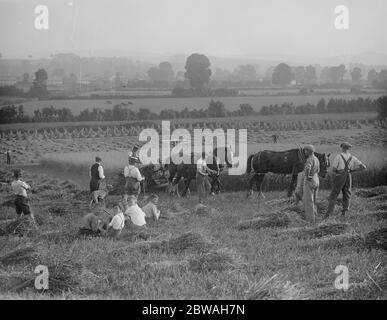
[
  {"x1": 350, "y1": 67, "x2": 362, "y2": 83},
  {"x1": 28, "y1": 68, "x2": 48, "y2": 97},
  {"x1": 272, "y1": 63, "x2": 294, "y2": 87},
  {"x1": 305, "y1": 65, "x2": 317, "y2": 84},
  {"x1": 184, "y1": 53, "x2": 212, "y2": 94},
  {"x1": 367, "y1": 69, "x2": 378, "y2": 84},
  {"x1": 294, "y1": 66, "x2": 306, "y2": 85}
]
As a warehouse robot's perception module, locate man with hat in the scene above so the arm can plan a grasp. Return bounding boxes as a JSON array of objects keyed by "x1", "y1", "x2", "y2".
[
  {"x1": 123, "y1": 156, "x2": 144, "y2": 200},
  {"x1": 11, "y1": 169, "x2": 32, "y2": 217},
  {"x1": 326, "y1": 142, "x2": 366, "y2": 217},
  {"x1": 302, "y1": 145, "x2": 320, "y2": 223},
  {"x1": 128, "y1": 144, "x2": 140, "y2": 164},
  {"x1": 89, "y1": 156, "x2": 105, "y2": 193}
]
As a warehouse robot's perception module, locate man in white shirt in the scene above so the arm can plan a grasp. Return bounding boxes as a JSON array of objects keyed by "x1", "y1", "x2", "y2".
[
  {"x1": 326, "y1": 142, "x2": 366, "y2": 217},
  {"x1": 124, "y1": 156, "x2": 144, "y2": 200},
  {"x1": 196, "y1": 152, "x2": 213, "y2": 203},
  {"x1": 11, "y1": 169, "x2": 32, "y2": 216}
]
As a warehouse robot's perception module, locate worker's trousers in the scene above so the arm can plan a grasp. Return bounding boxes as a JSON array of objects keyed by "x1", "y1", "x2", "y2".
[
  {"x1": 327, "y1": 172, "x2": 352, "y2": 215},
  {"x1": 303, "y1": 175, "x2": 319, "y2": 223}
]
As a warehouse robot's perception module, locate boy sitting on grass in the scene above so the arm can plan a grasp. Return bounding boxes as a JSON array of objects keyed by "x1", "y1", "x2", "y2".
[
  {"x1": 79, "y1": 205, "x2": 108, "y2": 237},
  {"x1": 124, "y1": 195, "x2": 146, "y2": 228},
  {"x1": 142, "y1": 194, "x2": 160, "y2": 223},
  {"x1": 107, "y1": 205, "x2": 126, "y2": 238}
]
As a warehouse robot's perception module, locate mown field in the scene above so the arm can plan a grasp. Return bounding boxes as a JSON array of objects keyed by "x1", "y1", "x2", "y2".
[
  {"x1": 14, "y1": 92, "x2": 385, "y2": 116},
  {"x1": 0, "y1": 109, "x2": 386, "y2": 300},
  {"x1": 0, "y1": 168, "x2": 385, "y2": 299}
]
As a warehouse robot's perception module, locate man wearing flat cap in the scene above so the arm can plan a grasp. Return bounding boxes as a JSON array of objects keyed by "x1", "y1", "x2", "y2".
[
  {"x1": 326, "y1": 142, "x2": 366, "y2": 217},
  {"x1": 89, "y1": 156, "x2": 105, "y2": 194},
  {"x1": 302, "y1": 145, "x2": 320, "y2": 223}
]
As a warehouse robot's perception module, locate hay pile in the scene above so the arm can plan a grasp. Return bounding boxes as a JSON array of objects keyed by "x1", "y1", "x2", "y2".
[
  {"x1": 146, "y1": 260, "x2": 189, "y2": 271},
  {"x1": 246, "y1": 274, "x2": 309, "y2": 300},
  {"x1": 0, "y1": 247, "x2": 40, "y2": 266},
  {"x1": 166, "y1": 232, "x2": 212, "y2": 253},
  {"x1": 188, "y1": 249, "x2": 243, "y2": 273},
  {"x1": 290, "y1": 222, "x2": 351, "y2": 239},
  {"x1": 364, "y1": 228, "x2": 387, "y2": 251},
  {"x1": 132, "y1": 232, "x2": 212, "y2": 254},
  {"x1": 299, "y1": 233, "x2": 365, "y2": 251},
  {"x1": 4, "y1": 216, "x2": 39, "y2": 237},
  {"x1": 355, "y1": 186, "x2": 387, "y2": 198},
  {"x1": 237, "y1": 212, "x2": 291, "y2": 230},
  {"x1": 47, "y1": 206, "x2": 67, "y2": 217},
  {"x1": 193, "y1": 204, "x2": 212, "y2": 215},
  {"x1": 39, "y1": 230, "x2": 78, "y2": 244},
  {"x1": 11, "y1": 261, "x2": 83, "y2": 294}
]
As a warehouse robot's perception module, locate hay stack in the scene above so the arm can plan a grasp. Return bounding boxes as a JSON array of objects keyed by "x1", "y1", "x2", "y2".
[
  {"x1": 188, "y1": 249, "x2": 243, "y2": 272},
  {"x1": 246, "y1": 274, "x2": 309, "y2": 300},
  {"x1": 364, "y1": 228, "x2": 387, "y2": 251},
  {"x1": 165, "y1": 232, "x2": 212, "y2": 254},
  {"x1": 5, "y1": 216, "x2": 39, "y2": 237},
  {"x1": 193, "y1": 204, "x2": 212, "y2": 215},
  {"x1": 355, "y1": 186, "x2": 387, "y2": 198},
  {"x1": 11, "y1": 261, "x2": 83, "y2": 294},
  {"x1": 237, "y1": 212, "x2": 291, "y2": 230},
  {"x1": 132, "y1": 232, "x2": 212, "y2": 254},
  {"x1": 300, "y1": 233, "x2": 365, "y2": 250},
  {"x1": 0, "y1": 247, "x2": 40, "y2": 266},
  {"x1": 292, "y1": 222, "x2": 351, "y2": 239}
]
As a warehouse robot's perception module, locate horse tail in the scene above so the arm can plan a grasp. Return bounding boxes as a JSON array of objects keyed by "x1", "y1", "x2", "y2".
[{"x1": 246, "y1": 154, "x2": 255, "y2": 173}]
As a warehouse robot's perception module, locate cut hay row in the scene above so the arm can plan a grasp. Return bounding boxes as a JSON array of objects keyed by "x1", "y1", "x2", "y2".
[
  {"x1": 284, "y1": 222, "x2": 351, "y2": 239},
  {"x1": 245, "y1": 274, "x2": 310, "y2": 300},
  {"x1": 0, "y1": 247, "x2": 40, "y2": 266},
  {"x1": 2, "y1": 118, "x2": 385, "y2": 141},
  {"x1": 129, "y1": 232, "x2": 213, "y2": 254},
  {"x1": 364, "y1": 228, "x2": 387, "y2": 251},
  {"x1": 355, "y1": 186, "x2": 387, "y2": 198},
  {"x1": 299, "y1": 233, "x2": 365, "y2": 251},
  {"x1": 237, "y1": 212, "x2": 293, "y2": 230},
  {"x1": 10, "y1": 261, "x2": 83, "y2": 295}
]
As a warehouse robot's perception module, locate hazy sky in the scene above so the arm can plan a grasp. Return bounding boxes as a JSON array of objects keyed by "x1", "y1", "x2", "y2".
[{"x1": 0, "y1": 0, "x2": 386, "y2": 59}]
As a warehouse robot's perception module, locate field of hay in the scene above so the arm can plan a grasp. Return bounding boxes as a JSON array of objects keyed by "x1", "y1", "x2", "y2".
[
  {"x1": 0, "y1": 167, "x2": 385, "y2": 300},
  {"x1": 0, "y1": 109, "x2": 386, "y2": 300},
  {"x1": 16, "y1": 92, "x2": 384, "y2": 116}
]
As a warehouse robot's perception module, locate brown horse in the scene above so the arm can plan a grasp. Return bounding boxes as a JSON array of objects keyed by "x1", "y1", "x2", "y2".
[{"x1": 246, "y1": 148, "x2": 330, "y2": 198}]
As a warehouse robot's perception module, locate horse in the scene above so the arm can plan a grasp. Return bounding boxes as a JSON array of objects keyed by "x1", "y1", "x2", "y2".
[
  {"x1": 166, "y1": 146, "x2": 234, "y2": 197},
  {"x1": 246, "y1": 148, "x2": 330, "y2": 198}
]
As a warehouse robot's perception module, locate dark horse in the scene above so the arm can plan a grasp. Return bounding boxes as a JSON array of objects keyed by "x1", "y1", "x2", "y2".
[
  {"x1": 167, "y1": 146, "x2": 234, "y2": 197},
  {"x1": 246, "y1": 148, "x2": 330, "y2": 198}
]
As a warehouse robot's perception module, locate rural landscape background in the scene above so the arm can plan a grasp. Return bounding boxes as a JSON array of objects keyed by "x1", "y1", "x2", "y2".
[{"x1": 0, "y1": 0, "x2": 386, "y2": 301}]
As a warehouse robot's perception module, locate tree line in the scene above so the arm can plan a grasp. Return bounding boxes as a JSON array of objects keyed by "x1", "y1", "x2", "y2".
[{"x1": 1, "y1": 96, "x2": 384, "y2": 124}]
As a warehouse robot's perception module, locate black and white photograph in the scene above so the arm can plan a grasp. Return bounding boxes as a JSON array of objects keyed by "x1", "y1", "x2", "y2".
[{"x1": 0, "y1": 0, "x2": 386, "y2": 305}]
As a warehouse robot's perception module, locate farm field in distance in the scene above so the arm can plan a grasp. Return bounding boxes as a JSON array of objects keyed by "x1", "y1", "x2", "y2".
[{"x1": 8, "y1": 92, "x2": 385, "y2": 117}]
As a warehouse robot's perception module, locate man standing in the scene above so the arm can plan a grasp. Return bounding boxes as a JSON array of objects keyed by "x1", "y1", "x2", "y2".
[
  {"x1": 302, "y1": 145, "x2": 320, "y2": 223},
  {"x1": 11, "y1": 169, "x2": 33, "y2": 218},
  {"x1": 89, "y1": 157, "x2": 105, "y2": 193},
  {"x1": 6, "y1": 150, "x2": 11, "y2": 165},
  {"x1": 196, "y1": 152, "x2": 213, "y2": 203},
  {"x1": 124, "y1": 156, "x2": 144, "y2": 200},
  {"x1": 128, "y1": 144, "x2": 140, "y2": 163},
  {"x1": 326, "y1": 142, "x2": 366, "y2": 217}
]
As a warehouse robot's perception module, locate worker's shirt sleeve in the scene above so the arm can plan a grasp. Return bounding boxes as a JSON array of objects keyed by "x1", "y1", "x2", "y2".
[
  {"x1": 124, "y1": 166, "x2": 129, "y2": 178},
  {"x1": 350, "y1": 156, "x2": 364, "y2": 169},
  {"x1": 134, "y1": 168, "x2": 143, "y2": 181},
  {"x1": 331, "y1": 155, "x2": 341, "y2": 170},
  {"x1": 89, "y1": 166, "x2": 92, "y2": 178},
  {"x1": 21, "y1": 181, "x2": 30, "y2": 189},
  {"x1": 98, "y1": 165, "x2": 105, "y2": 179}
]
